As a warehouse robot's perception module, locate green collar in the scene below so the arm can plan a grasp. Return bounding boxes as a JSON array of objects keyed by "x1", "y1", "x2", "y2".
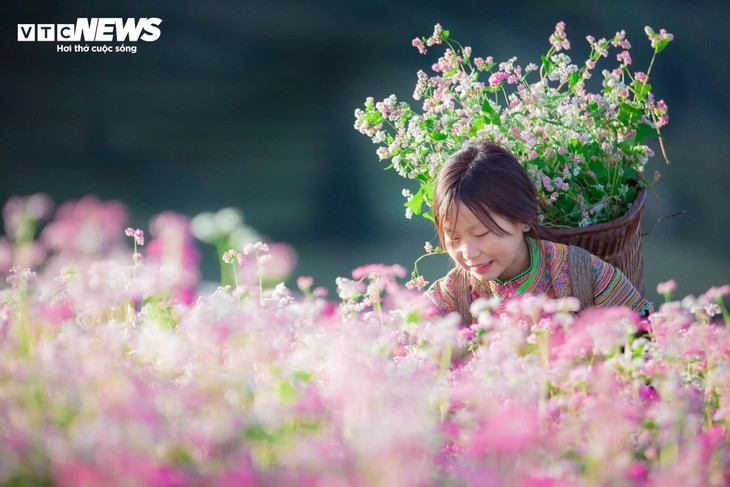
[{"x1": 493, "y1": 237, "x2": 539, "y2": 294}]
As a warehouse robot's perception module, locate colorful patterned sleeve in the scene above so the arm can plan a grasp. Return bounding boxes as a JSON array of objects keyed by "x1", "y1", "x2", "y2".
[
  {"x1": 425, "y1": 272, "x2": 457, "y2": 317},
  {"x1": 591, "y1": 255, "x2": 653, "y2": 315}
]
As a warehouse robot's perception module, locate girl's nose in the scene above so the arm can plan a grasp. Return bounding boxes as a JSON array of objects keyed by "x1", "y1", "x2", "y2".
[{"x1": 462, "y1": 241, "x2": 480, "y2": 259}]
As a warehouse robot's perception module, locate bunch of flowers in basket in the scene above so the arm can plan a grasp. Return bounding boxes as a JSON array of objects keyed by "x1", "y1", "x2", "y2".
[{"x1": 354, "y1": 22, "x2": 673, "y2": 228}]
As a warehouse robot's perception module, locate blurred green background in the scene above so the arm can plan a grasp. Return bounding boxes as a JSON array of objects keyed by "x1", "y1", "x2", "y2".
[{"x1": 2, "y1": 0, "x2": 729, "y2": 304}]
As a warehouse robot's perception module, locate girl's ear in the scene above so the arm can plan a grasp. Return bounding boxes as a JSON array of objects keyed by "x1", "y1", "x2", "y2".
[{"x1": 522, "y1": 224, "x2": 531, "y2": 232}]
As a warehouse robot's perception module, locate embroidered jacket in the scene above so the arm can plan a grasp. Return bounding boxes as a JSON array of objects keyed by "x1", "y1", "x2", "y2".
[{"x1": 426, "y1": 238, "x2": 652, "y2": 317}]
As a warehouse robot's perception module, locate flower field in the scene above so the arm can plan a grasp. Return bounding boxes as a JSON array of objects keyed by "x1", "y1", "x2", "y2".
[{"x1": 1, "y1": 194, "x2": 730, "y2": 486}]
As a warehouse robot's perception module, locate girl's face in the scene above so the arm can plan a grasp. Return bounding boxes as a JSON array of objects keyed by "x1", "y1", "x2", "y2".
[{"x1": 443, "y1": 202, "x2": 530, "y2": 282}]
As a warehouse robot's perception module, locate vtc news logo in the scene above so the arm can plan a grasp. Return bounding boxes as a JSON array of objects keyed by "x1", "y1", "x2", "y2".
[{"x1": 18, "y1": 18, "x2": 162, "y2": 42}]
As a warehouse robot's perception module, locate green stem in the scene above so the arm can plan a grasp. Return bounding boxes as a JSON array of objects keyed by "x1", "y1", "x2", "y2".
[
  {"x1": 718, "y1": 298, "x2": 730, "y2": 328},
  {"x1": 411, "y1": 249, "x2": 447, "y2": 280}
]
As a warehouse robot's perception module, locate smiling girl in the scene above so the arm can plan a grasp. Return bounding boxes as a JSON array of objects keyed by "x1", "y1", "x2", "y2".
[{"x1": 426, "y1": 140, "x2": 651, "y2": 324}]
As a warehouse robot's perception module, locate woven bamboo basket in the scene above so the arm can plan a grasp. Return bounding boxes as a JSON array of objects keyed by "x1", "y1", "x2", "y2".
[{"x1": 546, "y1": 187, "x2": 647, "y2": 294}]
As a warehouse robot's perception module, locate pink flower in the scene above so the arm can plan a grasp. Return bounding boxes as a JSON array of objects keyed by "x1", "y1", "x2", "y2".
[
  {"x1": 2, "y1": 193, "x2": 53, "y2": 240},
  {"x1": 656, "y1": 279, "x2": 677, "y2": 295},
  {"x1": 297, "y1": 275, "x2": 314, "y2": 291},
  {"x1": 405, "y1": 275, "x2": 428, "y2": 290},
  {"x1": 549, "y1": 21, "x2": 571, "y2": 51},
  {"x1": 638, "y1": 385, "x2": 659, "y2": 403},
  {"x1": 426, "y1": 23, "x2": 444, "y2": 47},
  {"x1": 616, "y1": 50, "x2": 632, "y2": 65},
  {"x1": 144, "y1": 213, "x2": 201, "y2": 301},
  {"x1": 313, "y1": 286, "x2": 328, "y2": 298},
  {"x1": 474, "y1": 56, "x2": 493, "y2": 71},
  {"x1": 704, "y1": 285, "x2": 730, "y2": 301},
  {"x1": 644, "y1": 26, "x2": 674, "y2": 49},
  {"x1": 611, "y1": 30, "x2": 632, "y2": 50},
  {"x1": 411, "y1": 37, "x2": 427, "y2": 55},
  {"x1": 42, "y1": 195, "x2": 128, "y2": 255},
  {"x1": 488, "y1": 71, "x2": 510, "y2": 88},
  {"x1": 125, "y1": 227, "x2": 145, "y2": 246}
]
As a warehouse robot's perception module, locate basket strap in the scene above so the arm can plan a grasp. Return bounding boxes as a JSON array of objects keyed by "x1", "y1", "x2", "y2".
[{"x1": 569, "y1": 245, "x2": 594, "y2": 310}]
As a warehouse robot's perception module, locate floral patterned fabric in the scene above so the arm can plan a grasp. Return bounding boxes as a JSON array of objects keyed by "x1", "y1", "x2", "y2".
[{"x1": 426, "y1": 238, "x2": 652, "y2": 317}]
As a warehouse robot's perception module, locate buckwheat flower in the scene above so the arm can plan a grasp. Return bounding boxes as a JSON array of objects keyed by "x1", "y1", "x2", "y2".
[
  {"x1": 488, "y1": 71, "x2": 510, "y2": 88},
  {"x1": 405, "y1": 276, "x2": 428, "y2": 290},
  {"x1": 7, "y1": 266, "x2": 36, "y2": 292},
  {"x1": 424, "y1": 241, "x2": 433, "y2": 253},
  {"x1": 243, "y1": 241, "x2": 269, "y2": 255},
  {"x1": 125, "y1": 227, "x2": 145, "y2": 246},
  {"x1": 549, "y1": 21, "x2": 571, "y2": 51},
  {"x1": 644, "y1": 26, "x2": 674, "y2": 49},
  {"x1": 133, "y1": 252, "x2": 143, "y2": 264},
  {"x1": 704, "y1": 285, "x2": 730, "y2": 302},
  {"x1": 616, "y1": 50, "x2": 632, "y2": 65},
  {"x1": 471, "y1": 296, "x2": 502, "y2": 318},
  {"x1": 611, "y1": 30, "x2": 631, "y2": 50},
  {"x1": 297, "y1": 275, "x2": 314, "y2": 291},
  {"x1": 411, "y1": 37, "x2": 427, "y2": 55},
  {"x1": 336, "y1": 277, "x2": 361, "y2": 300},
  {"x1": 705, "y1": 303, "x2": 722, "y2": 317},
  {"x1": 544, "y1": 296, "x2": 581, "y2": 314},
  {"x1": 657, "y1": 279, "x2": 677, "y2": 295},
  {"x1": 405, "y1": 207, "x2": 413, "y2": 219},
  {"x1": 426, "y1": 23, "x2": 443, "y2": 47},
  {"x1": 222, "y1": 249, "x2": 243, "y2": 265}
]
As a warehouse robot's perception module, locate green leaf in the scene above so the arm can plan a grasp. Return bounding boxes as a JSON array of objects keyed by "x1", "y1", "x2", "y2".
[
  {"x1": 634, "y1": 123, "x2": 658, "y2": 143},
  {"x1": 541, "y1": 55, "x2": 553, "y2": 74},
  {"x1": 293, "y1": 370, "x2": 312, "y2": 382},
  {"x1": 631, "y1": 80, "x2": 652, "y2": 101},
  {"x1": 405, "y1": 188, "x2": 424, "y2": 216},
  {"x1": 444, "y1": 66, "x2": 459, "y2": 78},
  {"x1": 277, "y1": 382, "x2": 297, "y2": 401},
  {"x1": 245, "y1": 424, "x2": 272, "y2": 442},
  {"x1": 363, "y1": 111, "x2": 384, "y2": 126},
  {"x1": 568, "y1": 72, "x2": 580, "y2": 89},
  {"x1": 623, "y1": 167, "x2": 638, "y2": 183},
  {"x1": 422, "y1": 180, "x2": 435, "y2": 203},
  {"x1": 617, "y1": 102, "x2": 642, "y2": 124},
  {"x1": 142, "y1": 300, "x2": 179, "y2": 329},
  {"x1": 481, "y1": 100, "x2": 501, "y2": 125},
  {"x1": 430, "y1": 132, "x2": 448, "y2": 142}
]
